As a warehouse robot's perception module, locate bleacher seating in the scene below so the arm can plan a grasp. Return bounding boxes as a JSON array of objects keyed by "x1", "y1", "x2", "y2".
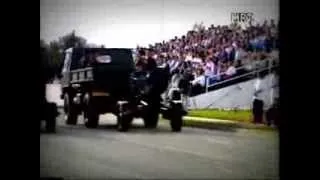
[{"x1": 135, "y1": 20, "x2": 279, "y2": 96}]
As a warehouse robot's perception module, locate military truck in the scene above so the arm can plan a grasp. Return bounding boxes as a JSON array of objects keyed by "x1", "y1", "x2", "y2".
[{"x1": 60, "y1": 47, "x2": 186, "y2": 132}]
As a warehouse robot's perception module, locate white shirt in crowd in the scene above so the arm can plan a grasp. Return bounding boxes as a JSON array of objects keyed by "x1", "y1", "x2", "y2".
[
  {"x1": 169, "y1": 59, "x2": 180, "y2": 73},
  {"x1": 204, "y1": 61, "x2": 215, "y2": 77},
  {"x1": 232, "y1": 41, "x2": 237, "y2": 48},
  {"x1": 168, "y1": 59, "x2": 175, "y2": 67},
  {"x1": 225, "y1": 46, "x2": 233, "y2": 54},
  {"x1": 191, "y1": 75, "x2": 206, "y2": 87},
  {"x1": 270, "y1": 73, "x2": 279, "y2": 105},
  {"x1": 185, "y1": 54, "x2": 193, "y2": 62},
  {"x1": 253, "y1": 77, "x2": 268, "y2": 102},
  {"x1": 192, "y1": 57, "x2": 203, "y2": 64},
  {"x1": 202, "y1": 39, "x2": 211, "y2": 47},
  {"x1": 253, "y1": 78, "x2": 262, "y2": 100},
  {"x1": 225, "y1": 66, "x2": 236, "y2": 76},
  {"x1": 235, "y1": 48, "x2": 247, "y2": 61}
]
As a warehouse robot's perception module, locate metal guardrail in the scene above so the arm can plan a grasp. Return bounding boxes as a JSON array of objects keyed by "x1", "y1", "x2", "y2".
[{"x1": 205, "y1": 58, "x2": 278, "y2": 92}]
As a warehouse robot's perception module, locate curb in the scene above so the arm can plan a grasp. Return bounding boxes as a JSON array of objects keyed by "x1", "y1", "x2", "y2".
[{"x1": 183, "y1": 116, "x2": 277, "y2": 131}]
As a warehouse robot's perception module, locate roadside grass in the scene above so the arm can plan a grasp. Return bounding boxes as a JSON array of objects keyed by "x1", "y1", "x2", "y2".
[
  {"x1": 180, "y1": 109, "x2": 276, "y2": 131},
  {"x1": 182, "y1": 119, "x2": 238, "y2": 131},
  {"x1": 187, "y1": 109, "x2": 252, "y2": 123}
]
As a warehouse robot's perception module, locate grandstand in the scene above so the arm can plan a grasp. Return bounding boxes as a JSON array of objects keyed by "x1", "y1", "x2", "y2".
[{"x1": 135, "y1": 19, "x2": 279, "y2": 98}]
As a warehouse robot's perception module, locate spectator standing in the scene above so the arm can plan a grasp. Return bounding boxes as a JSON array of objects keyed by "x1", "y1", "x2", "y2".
[
  {"x1": 234, "y1": 44, "x2": 247, "y2": 61},
  {"x1": 270, "y1": 67, "x2": 279, "y2": 108},
  {"x1": 225, "y1": 43, "x2": 235, "y2": 62},
  {"x1": 204, "y1": 57, "x2": 215, "y2": 77},
  {"x1": 185, "y1": 51, "x2": 193, "y2": 62},
  {"x1": 252, "y1": 72, "x2": 266, "y2": 124},
  {"x1": 191, "y1": 52, "x2": 201, "y2": 63}
]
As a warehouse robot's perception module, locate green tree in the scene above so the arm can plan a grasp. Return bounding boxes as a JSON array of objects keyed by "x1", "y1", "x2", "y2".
[
  {"x1": 40, "y1": 39, "x2": 48, "y2": 49},
  {"x1": 48, "y1": 40, "x2": 62, "y2": 68},
  {"x1": 40, "y1": 39, "x2": 55, "y2": 82},
  {"x1": 58, "y1": 30, "x2": 87, "y2": 50},
  {"x1": 42, "y1": 31, "x2": 88, "y2": 79},
  {"x1": 40, "y1": 39, "x2": 50, "y2": 68}
]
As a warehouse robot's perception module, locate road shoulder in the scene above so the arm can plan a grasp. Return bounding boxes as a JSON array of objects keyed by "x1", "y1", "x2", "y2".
[{"x1": 181, "y1": 116, "x2": 277, "y2": 131}]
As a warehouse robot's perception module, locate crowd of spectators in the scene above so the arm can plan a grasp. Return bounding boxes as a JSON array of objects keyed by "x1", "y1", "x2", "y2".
[{"x1": 135, "y1": 20, "x2": 279, "y2": 96}]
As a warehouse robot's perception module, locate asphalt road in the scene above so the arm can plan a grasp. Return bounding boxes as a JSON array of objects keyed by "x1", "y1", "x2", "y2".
[{"x1": 40, "y1": 111, "x2": 279, "y2": 179}]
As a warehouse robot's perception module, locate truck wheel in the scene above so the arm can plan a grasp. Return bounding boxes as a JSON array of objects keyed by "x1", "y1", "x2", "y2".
[
  {"x1": 143, "y1": 99, "x2": 160, "y2": 129},
  {"x1": 84, "y1": 93, "x2": 99, "y2": 128},
  {"x1": 117, "y1": 115, "x2": 133, "y2": 132},
  {"x1": 85, "y1": 108, "x2": 99, "y2": 128},
  {"x1": 45, "y1": 102, "x2": 58, "y2": 133},
  {"x1": 170, "y1": 115, "x2": 182, "y2": 132},
  {"x1": 64, "y1": 93, "x2": 78, "y2": 125},
  {"x1": 143, "y1": 110, "x2": 159, "y2": 129},
  {"x1": 45, "y1": 117, "x2": 56, "y2": 133}
]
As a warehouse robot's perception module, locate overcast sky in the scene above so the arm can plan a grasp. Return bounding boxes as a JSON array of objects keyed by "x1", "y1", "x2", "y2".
[{"x1": 40, "y1": 0, "x2": 279, "y2": 48}]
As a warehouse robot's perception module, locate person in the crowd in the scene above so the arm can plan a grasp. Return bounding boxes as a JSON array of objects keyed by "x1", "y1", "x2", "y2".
[
  {"x1": 235, "y1": 59, "x2": 246, "y2": 76},
  {"x1": 252, "y1": 72, "x2": 266, "y2": 124},
  {"x1": 156, "y1": 54, "x2": 165, "y2": 67},
  {"x1": 204, "y1": 56, "x2": 215, "y2": 77},
  {"x1": 224, "y1": 61, "x2": 237, "y2": 79},
  {"x1": 225, "y1": 42, "x2": 235, "y2": 62},
  {"x1": 191, "y1": 68, "x2": 206, "y2": 96},
  {"x1": 266, "y1": 67, "x2": 279, "y2": 126},
  {"x1": 234, "y1": 43, "x2": 247, "y2": 61},
  {"x1": 168, "y1": 55, "x2": 179, "y2": 74},
  {"x1": 270, "y1": 67, "x2": 279, "y2": 108},
  {"x1": 185, "y1": 51, "x2": 193, "y2": 62}
]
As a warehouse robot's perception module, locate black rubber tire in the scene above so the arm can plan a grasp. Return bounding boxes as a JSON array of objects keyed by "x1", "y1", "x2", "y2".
[
  {"x1": 45, "y1": 102, "x2": 58, "y2": 133},
  {"x1": 85, "y1": 108, "x2": 99, "y2": 128},
  {"x1": 117, "y1": 115, "x2": 133, "y2": 132},
  {"x1": 45, "y1": 117, "x2": 56, "y2": 133},
  {"x1": 143, "y1": 109, "x2": 159, "y2": 129},
  {"x1": 170, "y1": 115, "x2": 182, "y2": 132},
  {"x1": 84, "y1": 93, "x2": 99, "y2": 129},
  {"x1": 64, "y1": 93, "x2": 78, "y2": 125}
]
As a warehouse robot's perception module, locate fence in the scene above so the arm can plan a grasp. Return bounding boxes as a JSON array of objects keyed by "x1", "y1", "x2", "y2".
[
  {"x1": 185, "y1": 58, "x2": 279, "y2": 110},
  {"x1": 204, "y1": 58, "x2": 278, "y2": 93},
  {"x1": 187, "y1": 73, "x2": 278, "y2": 110}
]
